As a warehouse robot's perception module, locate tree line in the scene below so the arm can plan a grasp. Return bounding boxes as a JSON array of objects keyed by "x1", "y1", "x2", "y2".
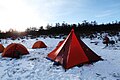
[{"x1": 0, "y1": 20, "x2": 120, "y2": 39}]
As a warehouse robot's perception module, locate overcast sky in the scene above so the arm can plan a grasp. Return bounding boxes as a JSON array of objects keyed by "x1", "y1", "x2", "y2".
[{"x1": 0, "y1": 0, "x2": 120, "y2": 31}]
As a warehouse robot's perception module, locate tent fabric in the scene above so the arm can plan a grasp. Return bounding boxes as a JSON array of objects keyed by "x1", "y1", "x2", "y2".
[
  {"x1": 2, "y1": 43, "x2": 29, "y2": 58},
  {"x1": 47, "y1": 29, "x2": 102, "y2": 69},
  {"x1": 56, "y1": 40, "x2": 64, "y2": 48},
  {"x1": 0, "y1": 44, "x2": 4, "y2": 53},
  {"x1": 32, "y1": 41, "x2": 47, "y2": 49}
]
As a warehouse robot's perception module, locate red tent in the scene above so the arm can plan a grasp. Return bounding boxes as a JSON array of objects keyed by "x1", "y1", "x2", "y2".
[
  {"x1": 2, "y1": 43, "x2": 29, "y2": 58},
  {"x1": 32, "y1": 41, "x2": 47, "y2": 49},
  {"x1": 56, "y1": 40, "x2": 64, "y2": 48},
  {"x1": 0, "y1": 44, "x2": 4, "y2": 53},
  {"x1": 47, "y1": 29, "x2": 102, "y2": 69}
]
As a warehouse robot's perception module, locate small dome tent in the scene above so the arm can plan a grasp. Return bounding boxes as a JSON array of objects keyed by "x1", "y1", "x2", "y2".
[
  {"x1": 32, "y1": 41, "x2": 47, "y2": 49},
  {"x1": 2, "y1": 43, "x2": 29, "y2": 58},
  {"x1": 56, "y1": 40, "x2": 64, "y2": 48},
  {"x1": 0, "y1": 44, "x2": 4, "y2": 53}
]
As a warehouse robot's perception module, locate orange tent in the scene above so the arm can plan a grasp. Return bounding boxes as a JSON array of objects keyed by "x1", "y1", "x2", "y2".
[
  {"x1": 32, "y1": 41, "x2": 47, "y2": 49},
  {"x1": 2, "y1": 43, "x2": 29, "y2": 58},
  {"x1": 47, "y1": 29, "x2": 102, "y2": 69},
  {"x1": 56, "y1": 40, "x2": 64, "y2": 48},
  {"x1": 0, "y1": 44, "x2": 4, "y2": 53}
]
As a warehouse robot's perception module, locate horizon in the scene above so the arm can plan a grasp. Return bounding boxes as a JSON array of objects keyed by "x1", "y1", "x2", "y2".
[{"x1": 0, "y1": 0, "x2": 120, "y2": 31}]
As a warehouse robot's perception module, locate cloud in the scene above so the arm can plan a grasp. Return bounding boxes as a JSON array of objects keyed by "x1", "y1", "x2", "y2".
[
  {"x1": 0, "y1": 0, "x2": 48, "y2": 31},
  {"x1": 0, "y1": 0, "x2": 88, "y2": 31},
  {"x1": 95, "y1": 10, "x2": 114, "y2": 18}
]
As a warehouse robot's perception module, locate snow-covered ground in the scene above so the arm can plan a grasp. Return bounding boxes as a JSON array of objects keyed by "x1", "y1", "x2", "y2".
[{"x1": 0, "y1": 37, "x2": 120, "y2": 80}]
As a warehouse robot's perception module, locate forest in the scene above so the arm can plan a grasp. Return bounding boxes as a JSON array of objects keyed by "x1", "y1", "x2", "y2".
[{"x1": 0, "y1": 20, "x2": 120, "y2": 39}]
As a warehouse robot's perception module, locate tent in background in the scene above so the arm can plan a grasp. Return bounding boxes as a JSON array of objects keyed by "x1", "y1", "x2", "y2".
[
  {"x1": 0, "y1": 44, "x2": 4, "y2": 53},
  {"x1": 2, "y1": 43, "x2": 29, "y2": 58},
  {"x1": 32, "y1": 41, "x2": 47, "y2": 49},
  {"x1": 47, "y1": 29, "x2": 102, "y2": 69},
  {"x1": 56, "y1": 40, "x2": 64, "y2": 48}
]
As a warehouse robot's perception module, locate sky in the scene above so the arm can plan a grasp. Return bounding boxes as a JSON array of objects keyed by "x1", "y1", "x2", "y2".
[{"x1": 0, "y1": 0, "x2": 120, "y2": 31}]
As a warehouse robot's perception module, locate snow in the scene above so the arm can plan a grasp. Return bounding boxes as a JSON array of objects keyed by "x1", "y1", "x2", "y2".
[{"x1": 0, "y1": 37, "x2": 120, "y2": 80}]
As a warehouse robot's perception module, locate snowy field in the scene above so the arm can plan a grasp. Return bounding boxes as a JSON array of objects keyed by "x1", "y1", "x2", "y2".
[{"x1": 0, "y1": 37, "x2": 120, "y2": 80}]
